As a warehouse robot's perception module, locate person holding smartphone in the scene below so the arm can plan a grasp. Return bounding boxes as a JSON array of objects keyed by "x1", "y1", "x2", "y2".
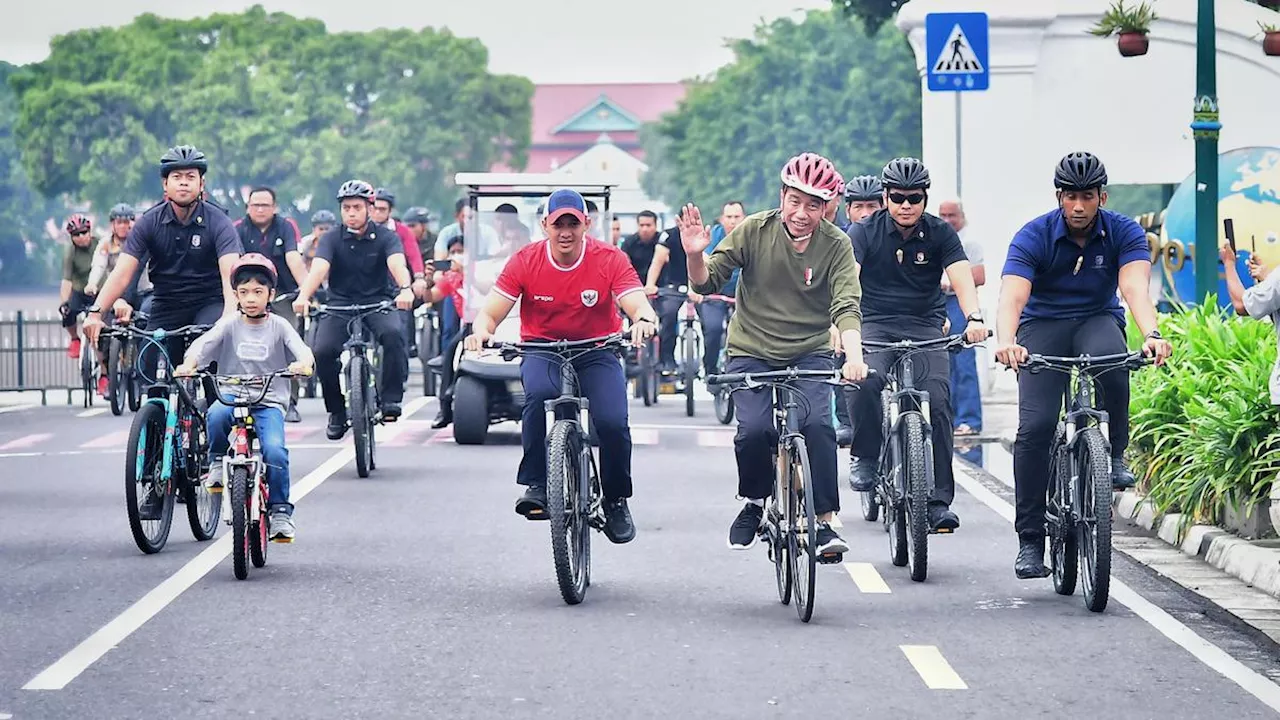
[{"x1": 429, "y1": 236, "x2": 467, "y2": 428}]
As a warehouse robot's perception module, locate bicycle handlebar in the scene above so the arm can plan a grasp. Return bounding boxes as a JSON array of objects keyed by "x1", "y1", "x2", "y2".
[
  {"x1": 492, "y1": 333, "x2": 629, "y2": 358},
  {"x1": 703, "y1": 294, "x2": 736, "y2": 305},
  {"x1": 863, "y1": 331, "x2": 990, "y2": 354},
  {"x1": 707, "y1": 368, "x2": 873, "y2": 391},
  {"x1": 317, "y1": 300, "x2": 394, "y2": 315},
  {"x1": 191, "y1": 367, "x2": 309, "y2": 407},
  {"x1": 1023, "y1": 351, "x2": 1151, "y2": 373}
]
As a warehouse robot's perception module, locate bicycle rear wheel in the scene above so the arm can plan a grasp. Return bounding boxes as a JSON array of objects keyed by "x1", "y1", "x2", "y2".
[
  {"x1": 1079, "y1": 429, "x2": 1113, "y2": 612},
  {"x1": 770, "y1": 455, "x2": 792, "y2": 605},
  {"x1": 787, "y1": 436, "x2": 817, "y2": 622},
  {"x1": 349, "y1": 357, "x2": 373, "y2": 478},
  {"x1": 714, "y1": 385, "x2": 734, "y2": 425},
  {"x1": 125, "y1": 402, "x2": 174, "y2": 554},
  {"x1": 887, "y1": 436, "x2": 909, "y2": 566},
  {"x1": 904, "y1": 414, "x2": 930, "y2": 582},
  {"x1": 80, "y1": 338, "x2": 94, "y2": 408},
  {"x1": 640, "y1": 340, "x2": 658, "y2": 406},
  {"x1": 107, "y1": 338, "x2": 124, "y2": 416},
  {"x1": 1048, "y1": 426, "x2": 1078, "y2": 596},
  {"x1": 547, "y1": 420, "x2": 589, "y2": 604},
  {"x1": 683, "y1": 329, "x2": 697, "y2": 417},
  {"x1": 250, "y1": 475, "x2": 269, "y2": 568},
  {"x1": 231, "y1": 467, "x2": 250, "y2": 580},
  {"x1": 184, "y1": 409, "x2": 220, "y2": 541},
  {"x1": 860, "y1": 487, "x2": 880, "y2": 522}
]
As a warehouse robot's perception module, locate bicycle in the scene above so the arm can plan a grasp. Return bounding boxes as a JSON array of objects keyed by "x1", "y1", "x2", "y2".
[
  {"x1": 494, "y1": 333, "x2": 629, "y2": 605},
  {"x1": 708, "y1": 367, "x2": 862, "y2": 623},
  {"x1": 1024, "y1": 351, "x2": 1151, "y2": 613},
  {"x1": 316, "y1": 300, "x2": 395, "y2": 478},
  {"x1": 193, "y1": 368, "x2": 307, "y2": 580},
  {"x1": 860, "y1": 334, "x2": 983, "y2": 583},
  {"x1": 119, "y1": 323, "x2": 222, "y2": 554},
  {"x1": 416, "y1": 303, "x2": 441, "y2": 396},
  {"x1": 102, "y1": 315, "x2": 144, "y2": 416},
  {"x1": 702, "y1": 295, "x2": 736, "y2": 425},
  {"x1": 657, "y1": 286, "x2": 701, "y2": 417},
  {"x1": 76, "y1": 310, "x2": 97, "y2": 408}
]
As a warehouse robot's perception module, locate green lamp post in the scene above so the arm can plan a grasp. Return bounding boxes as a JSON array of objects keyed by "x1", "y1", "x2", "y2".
[{"x1": 1191, "y1": 0, "x2": 1221, "y2": 304}]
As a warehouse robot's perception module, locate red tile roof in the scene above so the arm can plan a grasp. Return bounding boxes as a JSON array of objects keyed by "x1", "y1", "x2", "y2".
[{"x1": 530, "y1": 83, "x2": 686, "y2": 146}]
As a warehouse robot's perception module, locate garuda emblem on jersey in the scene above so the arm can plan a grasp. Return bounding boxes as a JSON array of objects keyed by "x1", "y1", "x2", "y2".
[{"x1": 580, "y1": 289, "x2": 599, "y2": 307}]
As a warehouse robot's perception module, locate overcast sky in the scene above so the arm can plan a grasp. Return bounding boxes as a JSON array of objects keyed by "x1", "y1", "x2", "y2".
[{"x1": 5, "y1": 0, "x2": 832, "y2": 82}]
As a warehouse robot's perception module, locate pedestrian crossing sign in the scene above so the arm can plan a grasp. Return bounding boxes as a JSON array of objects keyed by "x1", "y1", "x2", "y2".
[{"x1": 926, "y1": 12, "x2": 989, "y2": 92}]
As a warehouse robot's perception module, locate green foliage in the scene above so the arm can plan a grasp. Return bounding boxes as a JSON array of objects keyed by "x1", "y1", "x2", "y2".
[
  {"x1": 831, "y1": 0, "x2": 911, "y2": 34},
  {"x1": 1105, "y1": 184, "x2": 1166, "y2": 219},
  {"x1": 9, "y1": 5, "x2": 533, "y2": 218},
  {"x1": 642, "y1": 9, "x2": 920, "y2": 214},
  {"x1": 0, "y1": 61, "x2": 62, "y2": 286},
  {"x1": 1126, "y1": 301, "x2": 1280, "y2": 535},
  {"x1": 1088, "y1": 0, "x2": 1158, "y2": 37}
]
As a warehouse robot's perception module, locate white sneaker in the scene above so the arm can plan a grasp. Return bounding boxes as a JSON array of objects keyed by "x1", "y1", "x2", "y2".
[
  {"x1": 206, "y1": 462, "x2": 224, "y2": 492},
  {"x1": 270, "y1": 511, "x2": 295, "y2": 543}
]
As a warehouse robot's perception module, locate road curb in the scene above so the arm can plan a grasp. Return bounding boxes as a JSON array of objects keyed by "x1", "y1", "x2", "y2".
[{"x1": 1114, "y1": 490, "x2": 1280, "y2": 600}]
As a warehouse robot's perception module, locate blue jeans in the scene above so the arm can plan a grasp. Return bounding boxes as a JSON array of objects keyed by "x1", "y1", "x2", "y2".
[
  {"x1": 516, "y1": 348, "x2": 632, "y2": 501},
  {"x1": 945, "y1": 295, "x2": 982, "y2": 430},
  {"x1": 207, "y1": 403, "x2": 292, "y2": 514},
  {"x1": 440, "y1": 296, "x2": 459, "y2": 351}
]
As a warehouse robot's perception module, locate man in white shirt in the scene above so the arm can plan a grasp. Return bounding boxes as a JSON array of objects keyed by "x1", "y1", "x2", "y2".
[{"x1": 939, "y1": 198, "x2": 985, "y2": 435}]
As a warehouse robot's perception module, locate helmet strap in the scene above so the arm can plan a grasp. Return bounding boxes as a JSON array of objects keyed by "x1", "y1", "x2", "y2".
[{"x1": 239, "y1": 305, "x2": 270, "y2": 320}]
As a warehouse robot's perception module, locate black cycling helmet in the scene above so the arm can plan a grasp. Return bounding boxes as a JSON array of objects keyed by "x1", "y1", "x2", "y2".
[
  {"x1": 336, "y1": 180, "x2": 375, "y2": 203},
  {"x1": 1054, "y1": 152, "x2": 1109, "y2": 191},
  {"x1": 881, "y1": 157, "x2": 931, "y2": 190},
  {"x1": 159, "y1": 145, "x2": 208, "y2": 178},
  {"x1": 403, "y1": 206, "x2": 431, "y2": 224},
  {"x1": 310, "y1": 209, "x2": 337, "y2": 225},
  {"x1": 373, "y1": 187, "x2": 396, "y2": 206},
  {"x1": 843, "y1": 175, "x2": 884, "y2": 202},
  {"x1": 108, "y1": 203, "x2": 136, "y2": 220}
]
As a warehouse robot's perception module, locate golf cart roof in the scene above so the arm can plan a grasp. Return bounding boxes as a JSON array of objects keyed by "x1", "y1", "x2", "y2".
[{"x1": 454, "y1": 173, "x2": 621, "y2": 196}]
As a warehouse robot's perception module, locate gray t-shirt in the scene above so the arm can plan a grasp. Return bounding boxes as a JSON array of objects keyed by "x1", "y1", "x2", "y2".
[
  {"x1": 1243, "y1": 267, "x2": 1280, "y2": 405},
  {"x1": 183, "y1": 314, "x2": 311, "y2": 410},
  {"x1": 944, "y1": 227, "x2": 984, "y2": 296}
]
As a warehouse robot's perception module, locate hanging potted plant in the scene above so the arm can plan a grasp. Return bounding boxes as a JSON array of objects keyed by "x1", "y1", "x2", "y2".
[
  {"x1": 1088, "y1": 0, "x2": 1159, "y2": 57},
  {"x1": 1260, "y1": 21, "x2": 1280, "y2": 56}
]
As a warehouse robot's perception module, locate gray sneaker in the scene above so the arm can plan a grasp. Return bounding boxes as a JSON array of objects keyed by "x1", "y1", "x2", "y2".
[
  {"x1": 206, "y1": 461, "x2": 224, "y2": 492},
  {"x1": 270, "y1": 510, "x2": 295, "y2": 543}
]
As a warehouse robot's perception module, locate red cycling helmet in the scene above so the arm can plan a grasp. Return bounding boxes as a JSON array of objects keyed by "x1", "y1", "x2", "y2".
[
  {"x1": 231, "y1": 253, "x2": 278, "y2": 289},
  {"x1": 65, "y1": 214, "x2": 92, "y2": 235},
  {"x1": 780, "y1": 153, "x2": 842, "y2": 202},
  {"x1": 834, "y1": 171, "x2": 846, "y2": 200}
]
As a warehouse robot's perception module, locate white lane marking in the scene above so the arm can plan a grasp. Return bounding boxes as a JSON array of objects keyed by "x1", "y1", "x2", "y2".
[
  {"x1": 80, "y1": 430, "x2": 130, "y2": 449},
  {"x1": 900, "y1": 645, "x2": 967, "y2": 690},
  {"x1": 631, "y1": 428, "x2": 659, "y2": 445},
  {"x1": 696, "y1": 431, "x2": 735, "y2": 447},
  {"x1": 829, "y1": 514, "x2": 843, "y2": 529},
  {"x1": 76, "y1": 408, "x2": 108, "y2": 418},
  {"x1": 0, "y1": 433, "x2": 54, "y2": 451},
  {"x1": 953, "y1": 464, "x2": 1280, "y2": 711},
  {"x1": 22, "y1": 395, "x2": 433, "y2": 692},
  {"x1": 0, "y1": 404, "x2": 36, "y2": 414},
  {"x1": 632, "y1": 423, "x2": 732, "y2": 431},
  {"x1": 844, "y1": 562, "x2": 891, "y2": 594}
]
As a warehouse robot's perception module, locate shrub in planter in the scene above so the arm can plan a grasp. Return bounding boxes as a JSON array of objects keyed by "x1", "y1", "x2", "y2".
[
  {"x1": 1126, "y1": 299, "x2": 1280, "y2": 536},
  {"x1": 1260, "y1": 22, "x2": 1280, "y2": 56},
  {"x1": 1088, "y1": 0, "x2": 1158, "y2": 57}
]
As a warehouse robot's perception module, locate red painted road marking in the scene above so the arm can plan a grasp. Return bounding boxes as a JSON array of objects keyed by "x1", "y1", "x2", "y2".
[
  {"x1": 0, "y1": 433, "x2": 53, "y2": 451},
  {"x1": 80, "y1": 431, "x2": 130, "y2": 449}
]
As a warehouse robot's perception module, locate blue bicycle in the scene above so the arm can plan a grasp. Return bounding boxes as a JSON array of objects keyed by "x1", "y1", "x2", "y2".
[{"x1": 120, "y1": 323, "x2": 221, "y2": 554}]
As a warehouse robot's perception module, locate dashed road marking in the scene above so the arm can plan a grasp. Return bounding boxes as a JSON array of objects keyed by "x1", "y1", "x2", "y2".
[
  {"x1": 0, "y1": 404, "x2": 36, "y2": 415},
  {"x1": 79, "y1": 431, "x2": 129, "y2": 449},
  {"x1": 631, "y1": 428, "x2": 659, "y2": 445},
  {"x1": 76, "y1": 408, "x2": 108, "y2": 418},
  {"x1": 697, "y1": 431, "x2": 735, "y2": 447},
  {"x1": 844, "y1": 562, "x2": 891, "y2": 593},
  {"x1": 0, "y1": 433, "x2": 54, "y2": 451},
  {"x1": 900, "y1": 645, "x2": 967, "y2": 689}
]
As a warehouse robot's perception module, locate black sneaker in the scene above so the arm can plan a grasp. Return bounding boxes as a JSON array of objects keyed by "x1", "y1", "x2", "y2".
[
  {"x1": 380, "y1": 402, "x2": 402, "y2": 422},
  {"x1": 813, "y1": 522, "x2": 849, "y2": 555},
  {"x1": 728, "y1": 502, "x2": 764, "y2": 549},
  {"x1": 849, "y1": 456, "x2": 877, "y2": 492},
  {"x1": 515, "y1": 485, "x2": 549, "y2": 520},
  {"x1": 1111, "y1": 457, "x2": 1136, "y2": 489},
  {"x1": 1015, "y1": 535, "x2": 1052, "y2": 579},
  {"x1": 835, "y1": 424, "x2": 852, "y2": 448},
  {"x1": 928, "y1": 503, "x2": 960, "y2": 532},
  {"x1": 431, "y1": 409, "x2": 451, "y2": 429},
  {"x1": 326, "y1": 411, "x2": 348, "y2": 440},
  {"x1": 138, "y1": 489, "x2": 163, "y2": 521},
  {"x1": 603, "y1": 498, "x2": 636, "y2": 544}
]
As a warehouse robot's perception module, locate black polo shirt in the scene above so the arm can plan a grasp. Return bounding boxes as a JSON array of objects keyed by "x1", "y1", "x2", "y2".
[
  {"x1": 848, "y1": 209, "x2": 967, "y2": 324},
  {"x1": 658, "y1": 226, "x2": 689, "y2": 286},
  {"x1": 314, "y1": 222, "x2": 404, "y2": 303},
  {"x1": 234, "y1": 214, "x2": 301, "y2": 293},
  {"x1": 620, "y1": 233, "x2": 660, "y2": 285},
  {"x1": 124, "y1": 199, "x2": 241, "y2": 305}
]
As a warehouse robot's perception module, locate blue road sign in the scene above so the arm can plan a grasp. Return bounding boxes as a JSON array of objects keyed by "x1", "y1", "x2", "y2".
[{"x1": 926, "y1": 12, "x2": 989, "y2": 92}]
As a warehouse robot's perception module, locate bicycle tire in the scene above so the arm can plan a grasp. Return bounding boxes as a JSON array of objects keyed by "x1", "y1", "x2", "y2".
[
  {"x1": 1079, "y1": 429, "x2": 1112, "y2": 612},
  {"x1": 1049, "y1": 426, "x2": 1078, "y2": 596},
  {"x1": 770, "y1": 457, "x2": 792, "y2": 605},
  {"x1": 904, "y1": 414, "x2": 930, "y2": 582},
  {"x1": 714, "y1": 385, "x2": 734, "y2": 424},
  {"x1": 366, "y1": 358, "x2": 379, "y2": 470},
  {"x1": 860, "y1": 488, "x2": 880, "y2": 522},
  {"x1": 184, "y1": 410, "x2": 220, "y2": 541},
  {"x1": 350, "y1": 357, "x2": 372, "y2": 478},
  {"x1": 107, "y1": 338, "x2": 123, "y2": 416},
  {"x1": 683, "y1": 329, "x2": 697, "y2": 417},
  {"x1": 250, "y1": 473, "x2": 268, "y2": 568},
  {"x1": 787, "y1": 436, "x2": 817, "y2": 622},
  {"x1": 231, "y1": 467, "x2": 250, "y2": 580},
  {"x1": 887, "y1": 432, "x2": 908, "y2": 566},
  {"x1": 125, "y1": 403, "x2": 174, "y2": 554},
  {"x1": 547, "y1": 420, "x2": 589, "y2": 604},
  {"x1": 126, "y1": 345, "x2": 142, "y2": 412},
  {"x1": 81, "y1": 339, "x2": 94, "y2": 408}
]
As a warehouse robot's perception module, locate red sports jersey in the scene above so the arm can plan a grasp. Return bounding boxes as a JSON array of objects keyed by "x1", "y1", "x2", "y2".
[{"x1": 494, "y1": 239, "x2": 643, "y2": 341}]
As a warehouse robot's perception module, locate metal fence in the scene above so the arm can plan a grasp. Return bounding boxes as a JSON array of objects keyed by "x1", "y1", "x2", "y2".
[{"x1": 0, "y1": 310, "x2": 83, "y2": 404}]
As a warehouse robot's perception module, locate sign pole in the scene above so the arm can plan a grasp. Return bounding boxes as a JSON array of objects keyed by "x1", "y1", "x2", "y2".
[
  {"x1": 1191, "y1": 0, "x2": 1220, "y2": 305},
  {"x1": 955, "y1": 92, "x2": 962, "y2": 197}
]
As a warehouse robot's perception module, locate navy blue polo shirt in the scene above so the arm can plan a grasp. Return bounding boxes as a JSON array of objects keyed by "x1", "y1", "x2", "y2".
[
  {"x1": 234, "y1": 214, "x2": 301, "y2": 293},
  {"x1": 849, "y1": 209, "x2": 968, "y2": 324},
  {"x1": 1003, "y1": 208, "x2": 1150, "y2": 324},
  {"x1": 314, "y1": 222, "x2": 404, "y2": 303},
  {"x1": 124, "y1": 199, "x2": 241, "y2": 304}
]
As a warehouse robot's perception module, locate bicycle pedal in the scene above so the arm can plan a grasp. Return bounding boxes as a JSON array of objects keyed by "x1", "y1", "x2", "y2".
[
  {"x1": 818, "y1": 552, "x2": 843, "y2": 565},
  {"x1": 271, "y1": 536, "x2": 294, "y2": 544},
  {"x1": 207, "y1": 486, "x2": 223, "y2": 494},
  {"x1": 933, "y1": 527, "x2": 954, "y2": 535}
]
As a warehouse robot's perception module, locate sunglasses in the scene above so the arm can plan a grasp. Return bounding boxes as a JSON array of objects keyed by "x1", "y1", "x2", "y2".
[
  {"x1": 71, "y1": 231, "x2": 90, "y2": 237},
  {"x1": 888, "y1": 191, "x2": 926, "y2": 205}
]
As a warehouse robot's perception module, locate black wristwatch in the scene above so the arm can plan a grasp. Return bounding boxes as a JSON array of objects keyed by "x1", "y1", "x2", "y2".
[
  {"x1": 398, "y1": 284, "x2": 411, "y2": 291},
  {"x1": 637, "y1": 317, "x2": 657, "y2": 325},
  {"x1": 86, "y1": 306, "x2": 102, "y2": 315},
  {"x1": 1146, "y1": 330, "x2": 1163, "y2": 340},
  {"x1": 966, "y1": 311, "x2": 984, "y2": 323}
]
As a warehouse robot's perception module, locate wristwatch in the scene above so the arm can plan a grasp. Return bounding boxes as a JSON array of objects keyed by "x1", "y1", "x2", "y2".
[
  {"x1": 1146, "y1": 330, "x2": 1163, "y2": 340},
  {"x1": 966, "y1": 311, "x2": 984, "y2": 323},
  {"x1": 398, "y1": 284, "x2": 412, "y2": 291},
  {"x1": 637, "y1": 317, "x2": 657, "y2": 325},
  {"x1": 86, "y1": 305, "x2": 102, "y2": 315}
]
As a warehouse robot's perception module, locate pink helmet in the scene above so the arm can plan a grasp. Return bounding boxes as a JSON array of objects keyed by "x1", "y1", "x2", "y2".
[{"x1": 780, "y1": 153, "x2": 842, "y2": 202}]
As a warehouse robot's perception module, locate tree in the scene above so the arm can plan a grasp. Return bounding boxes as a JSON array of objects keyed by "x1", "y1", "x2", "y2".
[
  {"x1": 642, "y1": 9, "x2": 921, "y2": 214},
  {"x1": 0, "y1": 62, "x2": 63, "y2": 286},
  {"x1": 9, "y1": 5, "x2": 533, "y2": 219},
  {"x1": 832, "y1": 0, "x2": 912, "y2": 34}
]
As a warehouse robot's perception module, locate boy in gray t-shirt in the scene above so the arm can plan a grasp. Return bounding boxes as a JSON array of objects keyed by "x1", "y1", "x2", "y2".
[{"x1": 178, "y1": 254, "x2": 314, "y2": 541}]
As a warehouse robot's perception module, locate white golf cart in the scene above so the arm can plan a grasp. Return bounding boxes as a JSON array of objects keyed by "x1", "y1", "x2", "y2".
[{"x1": 446, "y1": 172, "x2": 622, "y2": 445}]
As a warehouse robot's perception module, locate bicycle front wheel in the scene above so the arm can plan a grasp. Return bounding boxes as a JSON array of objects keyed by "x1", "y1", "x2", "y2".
[
  {"x1": 683, "y1": 330, "x2": 697, "y2": 417},
  {"x1": 81, "y1": 339, "x2": 94, "y2": 408},
  {"x1": 250, "y1": 475, "x2": 269, "y2": 568},
  {"x1": 107, "y1": 338, "x2": 123, "y2": 416},
  {"x1": 903, "y1": 414, "x2": 930, "y2": 582},
  {"x1": 1079, "y1": 429, "x2": 1113, "y2": 612},
  {"x1": 185, "y1": 411, "x2": 220, "y2": 541},
  {"x1": 125, "y1": 403, "x2": 174, "y2": 554},
  {"x1": 231, "y1": 467, "x2": 250, "y2": 580},
  {"x1": 1048, "y1": 425, "x2": 1078, "y2": 596},
  {"x1": 547, "y1": 420, "x2": 589, "y2": 605},
  {"x1": 349, "y1": 357, "x2": 373, "y2": 478},
  {"x1": 786, "y1": 435, "x2": 817, "y2": 623}
]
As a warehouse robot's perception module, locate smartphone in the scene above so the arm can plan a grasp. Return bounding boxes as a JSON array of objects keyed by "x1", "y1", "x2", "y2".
[
  {"x1": 1224, "y1": 218, "x2": 1236, "y2": 252},
  {"x1": 432, "y1": 259, "x2": 452, "y2": 272}
]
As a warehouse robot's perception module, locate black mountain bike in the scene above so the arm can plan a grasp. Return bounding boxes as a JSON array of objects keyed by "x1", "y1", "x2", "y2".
[
  {"x1": 708, "y1": 367, "x2": 860, "y2": 623},
  {"x1": 1025, "y1": 351, "x2": 1151, "y2": 613},
  {"x1": 317, "y1": 301, "x2": 395, "y2": 478},
  {"x1": 656, "y1": 287, "x2": 700, "y2": 416},
  {"x1": 861, "y1": 334, "x2": 980, "y2": 582},
  {"x1": 704, "y1": 295, "x2": 737, "y2": 425},
  {"x1": 417, "y1": 304, "x2": 441, "y2": 396},
  {"x1": 496, "y1": 333, "x2": 629, "y2": 605}
]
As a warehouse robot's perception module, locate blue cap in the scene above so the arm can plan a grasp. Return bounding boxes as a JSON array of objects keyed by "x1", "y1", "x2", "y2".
[{"x1": 545, "y1": 188, "x2": 588, "y2": 224}]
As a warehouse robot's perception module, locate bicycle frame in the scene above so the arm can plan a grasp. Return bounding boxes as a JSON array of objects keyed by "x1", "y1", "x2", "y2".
[{"x1": 125, "y1": 325, "x2": 211, "y2": 493}]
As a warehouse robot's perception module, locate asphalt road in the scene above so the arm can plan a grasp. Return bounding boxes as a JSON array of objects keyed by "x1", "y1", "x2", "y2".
[{"x1": 2, "y1": 387, "x2": 1280, "y2": 719}]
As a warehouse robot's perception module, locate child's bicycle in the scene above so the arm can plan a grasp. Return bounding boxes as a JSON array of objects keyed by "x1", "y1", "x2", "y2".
[{"x1": 194, "y1": 367, "x2": 309, "y2": 580}]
